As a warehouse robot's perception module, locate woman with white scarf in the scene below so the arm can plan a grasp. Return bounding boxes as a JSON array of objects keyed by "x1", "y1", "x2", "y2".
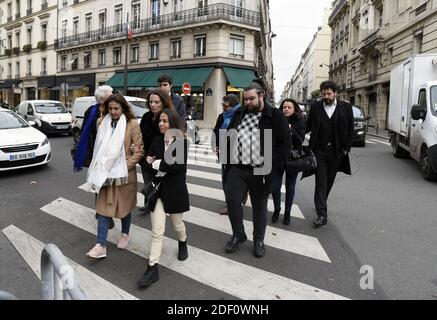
[{"x1": 85, "y1": 94, "x2": 144, "y2": 259}]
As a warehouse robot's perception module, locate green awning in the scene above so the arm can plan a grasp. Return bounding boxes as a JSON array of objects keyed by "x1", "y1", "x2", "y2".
[
  {"x1": 223, "y1": 67, "x2": 256, "y2": 89},
  {"x1": 106, "y1": 67, "x2": 214, "y2": 91}
]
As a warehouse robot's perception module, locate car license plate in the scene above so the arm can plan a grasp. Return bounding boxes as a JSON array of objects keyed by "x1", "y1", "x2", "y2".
[
  {"x1": 57, "y1": 125, "x2": 69, "y2": 129},
  {"x1": 9, "y1": 152, "x2": 36, "y2": 161}
]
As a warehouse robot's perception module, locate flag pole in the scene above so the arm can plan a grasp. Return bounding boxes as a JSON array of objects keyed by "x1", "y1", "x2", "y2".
[{"x1": 124, "y1": 13, "x2": 129, "y2": 95}]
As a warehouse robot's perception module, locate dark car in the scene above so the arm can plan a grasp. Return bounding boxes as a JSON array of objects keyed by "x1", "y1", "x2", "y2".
[{"x1": 352, "y1": 105, "x2": 369, "y2": 147}]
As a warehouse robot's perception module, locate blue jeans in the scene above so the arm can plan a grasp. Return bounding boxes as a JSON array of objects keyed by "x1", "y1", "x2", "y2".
[
  {"x1": 97, "y1": 213, "x2": 132, "y2": 246},
  {"x1": 272, "y1": 168, "x2": 298, "y2": 214}
]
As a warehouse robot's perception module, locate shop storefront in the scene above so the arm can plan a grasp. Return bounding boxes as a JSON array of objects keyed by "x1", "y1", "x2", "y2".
[
  {"x1": 0, "y1": 80, "x2": 21, "y2": 109},
  {"x1": 54, "y1": 74, "x2": 95, "y2": 110}
]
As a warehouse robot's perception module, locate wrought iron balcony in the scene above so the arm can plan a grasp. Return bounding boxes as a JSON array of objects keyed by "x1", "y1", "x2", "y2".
[{"x1": 55, "y1": 3, "x2": 260, "y2": 50}]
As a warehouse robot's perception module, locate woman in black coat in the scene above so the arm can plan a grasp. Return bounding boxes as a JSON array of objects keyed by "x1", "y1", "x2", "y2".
[
  {"x1": 271, "y1": 99, "x2": 306, "y2": 225},
  {"x1": 137, "y1": 108, "x2": 189, "y2": 289}
]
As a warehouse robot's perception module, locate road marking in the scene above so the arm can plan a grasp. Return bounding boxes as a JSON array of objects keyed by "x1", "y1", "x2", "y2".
[
  {"x1": 40, "y1": 198, "x2": 347, "y2": 300},
  {"x1": 365, "y1": 140, "x2": 376, "y2": 144},
  {"x1": 1, "y1": 225, "x2": 138, "y2": 300},
  {"x1": 188, "y1": 159, "x2": 222, "y2": 169},
  {"x1": 188, "y1": 152, "x2": 218, "y2": 161},
  {"x1": 368, "y1": 138, "x2": 390, "y2": 146},
  {"x1": 132, "y1": 175, "x2": 304, "y2": 219}
]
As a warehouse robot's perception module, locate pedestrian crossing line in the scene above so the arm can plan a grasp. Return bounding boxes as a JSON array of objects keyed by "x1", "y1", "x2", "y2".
[
  {"x1": 188, "y1": 159, "x2": 222, "y2": 170},
  {"x1": 41, "y1": 198, "x2": 348, "y2": 300},
  {"x1": 1, "y1": 225, "x2": 138, "y2": 300},
  {"x1": 188, "y1": 152, "x2": 218, "y2": 161},
  {"x1": 365, "y1": 140, "x2": 376, "y2": 144},
  {"x1": 136, "y1": 192, "x2": 330, "y2": 263},
  {"x1": 134, "y1": 175, "x2": 305, "y2": 219},
  {"x1": 368, "y1": 138, "x2": 390, "y2": 146}
]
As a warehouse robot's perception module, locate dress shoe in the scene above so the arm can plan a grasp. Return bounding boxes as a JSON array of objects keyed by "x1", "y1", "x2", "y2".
[
  {"x1": 313, "y1": 216, "x2": 327, "y2": 227},
  {"x1": 137, "y1": 264, "x2": 159, "y2": 288},
  {"x1": 253, "y1": 240, "x2": 266, "y2": 258},
  {"x1": 225, "y1": 235, "x2": 247, "y2": 253},
  {"x1": 283, "y1": 212, "x2": 291, "y2": 226},
  {"x1": 271, "y1": 209, "x2": 280, "y2": 223},
  {"x1": 178, "y1": 240, "x2": 188, "y2": 261}
]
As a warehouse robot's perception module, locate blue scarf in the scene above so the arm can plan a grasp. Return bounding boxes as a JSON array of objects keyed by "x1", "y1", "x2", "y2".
[
  {"x1": 221, "y1": 104, "x2": 240, "y2": 129},
  {"x1": 74, "y1": 103, "x2": 99, "y2": 172}
]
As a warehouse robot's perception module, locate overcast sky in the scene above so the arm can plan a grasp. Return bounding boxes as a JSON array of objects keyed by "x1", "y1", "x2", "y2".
[{"x1": 270, "y1": 0, "x2": 333, "y2": 102}]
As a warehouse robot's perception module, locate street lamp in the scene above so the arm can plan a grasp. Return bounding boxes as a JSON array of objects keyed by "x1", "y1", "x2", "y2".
[
  {"x1": 263, "y1": 31, "x2": 277, "y2": 39},
  {"x1": 319, "y1": 63, "x2": 330, "y2": 68}
]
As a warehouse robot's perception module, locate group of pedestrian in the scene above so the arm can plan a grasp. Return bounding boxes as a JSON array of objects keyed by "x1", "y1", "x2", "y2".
[{"x1": 74, "y1": 75, "x2": 354, "y2": 288}]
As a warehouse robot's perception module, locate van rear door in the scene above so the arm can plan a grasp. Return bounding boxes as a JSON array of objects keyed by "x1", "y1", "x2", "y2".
[{"x1": 401, "y1": 61, "x2": 411, "y2": 135}]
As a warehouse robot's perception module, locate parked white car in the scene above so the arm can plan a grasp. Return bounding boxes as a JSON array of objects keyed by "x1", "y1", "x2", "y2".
[
  {"x1": 0, "y1": 108, "x2": 51, "y2": 171},
  {"x1": 71, "y1": 96, "x2": 148, "y2": 142},
  {"x1": 16, "y1": 100, "x2": 72, "y2": 135}
]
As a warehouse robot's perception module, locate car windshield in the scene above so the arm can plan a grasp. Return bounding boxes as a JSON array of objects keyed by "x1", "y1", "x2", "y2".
[
  {"x1": 34, "y1": 102, "x2": 68, "y2": 114},
  {"x1": 431, "y1": 86, "x2": 437, "y2": 114},
  {"x1": 353, "y1": 106, "x2": 364, "y2": 118},
  {"x1": 128, "y1": 101, "x2": 149, "y2": 118},
  {"x1": 0, "y1": 111, "x2": 29, "y2": 129}
]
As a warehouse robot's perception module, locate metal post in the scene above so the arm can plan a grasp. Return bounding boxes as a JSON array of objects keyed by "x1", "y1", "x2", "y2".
[{"x1": 124, "y1": 13, "x2": 129, "y2": 95}]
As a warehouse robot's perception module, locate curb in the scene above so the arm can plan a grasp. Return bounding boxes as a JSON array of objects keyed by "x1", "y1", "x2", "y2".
[{"x1": 367, "y1": 132, "x2": 390, "y2": 141}]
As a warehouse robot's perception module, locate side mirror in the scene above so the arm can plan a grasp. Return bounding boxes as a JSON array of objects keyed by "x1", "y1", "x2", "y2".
[
  {"x1": 411, "y1": 104, "x2": 426, "y2": 121},
  {"x1": 28, "y1": 121, "x2": 36, "y2": 127}
]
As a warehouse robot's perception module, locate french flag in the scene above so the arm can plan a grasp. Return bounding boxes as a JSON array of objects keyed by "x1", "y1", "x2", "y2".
[{"x1": 126, "y1": 19, "x2": 133, "y2": 40}]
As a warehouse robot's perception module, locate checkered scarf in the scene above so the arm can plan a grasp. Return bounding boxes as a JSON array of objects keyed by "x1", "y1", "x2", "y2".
[{"x1": 232, "y1": 111, "x2": 263, "y2": 166}]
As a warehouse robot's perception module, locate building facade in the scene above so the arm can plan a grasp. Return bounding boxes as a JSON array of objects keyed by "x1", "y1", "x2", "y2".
[
  {"x1": 0, "y1": 0, "x2": 57, "y2": 106},
  {"x1": 52, "y1": 0, "x2": 274, "y2": 128},
  {"x1": 281, "y1": 8, "x2": 332, "y2": 104},
  {"x1": 329, "y1": 0, "x2": 437, "y2": 129}
]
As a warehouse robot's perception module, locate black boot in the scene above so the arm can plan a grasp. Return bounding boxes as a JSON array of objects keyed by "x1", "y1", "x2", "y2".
[
  {"x1": 271, "y1": 209, "x2": 280, "y2": 223},
  {"x1": 137, "y1": 264, "x2": 159, "y2": 288},
  {"x1": 283, "y1": 212, "x2": 291, "y2": 226},
  {"x1": 178, "y1": 240, "x2": 188, "y2": 261}
]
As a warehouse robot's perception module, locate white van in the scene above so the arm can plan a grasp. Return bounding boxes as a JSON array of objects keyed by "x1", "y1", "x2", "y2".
[
  {"x1": 71, "y1": 96, "x2": 148, "y2": 142},
  {"x1": 17, "y1": 100, "x2": 72, "y2": 134}
]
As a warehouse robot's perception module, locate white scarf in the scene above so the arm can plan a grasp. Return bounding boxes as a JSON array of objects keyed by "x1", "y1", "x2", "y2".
[{"x1": 85, "y1": 114, "x2": 128, "y2": 193}]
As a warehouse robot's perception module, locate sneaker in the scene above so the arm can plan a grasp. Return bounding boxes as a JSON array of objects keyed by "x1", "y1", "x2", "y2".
[
  {"x1": 117, "y1": 234, "x2": 129, "y2": 250},
  {"x1": 86, "y1": 244, "x2": 107, "y2": 259}
]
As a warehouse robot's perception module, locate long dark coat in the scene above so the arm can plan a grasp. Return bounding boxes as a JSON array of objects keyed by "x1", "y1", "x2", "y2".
[
  {"x1": 302, "y1": 99, "x2": 354, "y2": 179},
  {"x1": 147, "y1": 135, "x2": 190, "y2": 214}
]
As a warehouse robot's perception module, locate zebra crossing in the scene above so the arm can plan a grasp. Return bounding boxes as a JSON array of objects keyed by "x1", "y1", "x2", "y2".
[{"x1": 1, "y1": 140, "x2": 354, "y2": 300}]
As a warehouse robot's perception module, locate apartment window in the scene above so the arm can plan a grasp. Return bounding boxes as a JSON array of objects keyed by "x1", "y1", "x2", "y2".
[
  {"x1": 85, "y1": 13, "x2": 92, "y2": 37},
  {"x1": 27, "y1": 60, "x2": 31, "y2": 76},
  {"x1": 61, "y1": 55, "x2": 67, "y2": 71},
  {"x1": 229, "y1": 35, "x2": 244, "y2": 58},
  {"x1": 71, "y1": 54, "x2": 78, "y2": 70},
  {"x1": 387, "y1": 47, "x2": 393, "y2": 65},
  {"x1": 73, "y1": 17, "x2": 79, "y2": 38},
  {"x1": 149, "y1": 42, "x2": 159, "y2": 61},
  {"x1": 15, "y1": 62, "x2": 20, "y2": 78},
  {"x1": 27, "y1": 0, "x2": 32, "y2": 15},
  {"x1": 131, "y1": 45, "x2": 139, "y2": 63},
  {"x1": 151, "y1": 0, "x2": 160, "y2": 25},
  {"x1": 98, "y1": 49, "x2": 106, "y2": 66},
  {"x1": 15, "y1": 0, "x2": 20, "y2": 18},
  {"x1": 170, "y1": 38, "x2": 181, "y2": 59},
  {"x1": 7, "y1": 34, "x2": 12, "y2": 50},
  {"x1": 173, "y1": 0, "x2": 183, "y2": 19},
  {"x1": 84, "y1": 52, "x2": 91, "y2": 68},
  {"x1": 7, "y1": 3, "x2": 12, "y2": 19},
  {"x1": 98, "y1": 9, "x2": 107, "y2": 35},
  {"x1": 41, "y1": 23, "x2": 47, "y2": 42},
  {"x1": 41, "y1": 57, "x2": 47, "y2": 75},
  {"x1": 15, "y1": 32, "x2": 20, "y2": 48},
  {"x1": 351, "y1": 65, "x2": 356, "y2": 82},
  {"x1": 414, "y1": 32, "x2": 423, "y2": 54},
  {"x1": 26, "y1": 28, "x2": 32, "y2": 45},
  {"x1": 234, "y1": 0, "x2": 243, "y2": 17},
  {"x1": 8, "y1": 63, "x2": 12, "y2": 77},
  {"x1": 132, "y1": 2, "x2": 141, "y2": 29},
  {"x1": 114, "y1": 5, "x2": 123, "y2": 32},
  {"x1": 113, "y1": 47, "x2": 121, "y2": 65},
  {"x1": 61, "y1": 20, "x2": 67, "y2": 38},
  {"x1": 198, "y1": 0, "x2": 208, "y2": 16},
  {"x1": 194, "y1": 35, "x2": 206, "y2": 57}
]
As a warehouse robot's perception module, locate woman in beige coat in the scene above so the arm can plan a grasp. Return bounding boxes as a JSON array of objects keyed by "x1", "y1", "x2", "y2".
[{"x1": 85, "y1": 94, "x2": 144, "y2": 259}]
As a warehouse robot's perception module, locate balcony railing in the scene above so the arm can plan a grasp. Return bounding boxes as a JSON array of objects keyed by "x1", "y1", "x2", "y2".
[{"x1": 55, "y1": 3, "x2": 260, "y2": 50}]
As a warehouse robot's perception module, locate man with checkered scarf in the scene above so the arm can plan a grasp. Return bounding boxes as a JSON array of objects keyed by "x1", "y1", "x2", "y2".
[{"x1": 222, "y1": 79, "x2": 290, "y2": 258}]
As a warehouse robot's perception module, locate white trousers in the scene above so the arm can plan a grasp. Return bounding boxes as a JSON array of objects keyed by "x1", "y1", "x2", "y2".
[{"x1": 148, "y1": 198, "x2": 187, "y2": 266}]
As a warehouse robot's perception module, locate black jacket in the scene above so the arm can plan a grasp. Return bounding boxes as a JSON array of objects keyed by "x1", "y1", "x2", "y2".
[
  {"x1": 147, "y1": 135, "x2": 190, "y2": 214},
  {"x1": 227, "y1": 103, "x2": 291, "y2": 192},
  {"x1": 304, "y1": 99, "x2": 354, "y2": 176},
  {"x1": 140, "y1": 112, "x2": 161, "y2": 168},
  {"x1": 171, "y1": 92, "x2": 186, "y2": 121}
]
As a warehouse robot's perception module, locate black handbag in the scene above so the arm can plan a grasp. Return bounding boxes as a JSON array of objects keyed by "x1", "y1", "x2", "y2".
[
  {"x1": 286, "y1": 145, "x2": 317, "y2": 174},
  {"x1": 143, "y1": 181, "x2": 161, "y2": 212}
]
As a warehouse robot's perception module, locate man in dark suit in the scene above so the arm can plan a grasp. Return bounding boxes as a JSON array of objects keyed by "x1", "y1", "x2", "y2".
[
  {"x1": 304, "y1": 80, "x2": 354, "y2": 227},
  {"x1": 157, "y1": 74, "x2": 186, "y2": 121}
]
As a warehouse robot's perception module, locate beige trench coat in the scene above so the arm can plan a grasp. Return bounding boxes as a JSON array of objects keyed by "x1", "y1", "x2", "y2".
[{"x1": 95, "y1": 118, "x2": 144, "y2": 219}]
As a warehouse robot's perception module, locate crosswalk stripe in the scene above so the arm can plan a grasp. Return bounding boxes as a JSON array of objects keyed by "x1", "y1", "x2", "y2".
[
  {"x1": 41, "y1": 198, "x2": 348, "y2": 300},
  {"x1": 187, "y1": 159, "x2": 222, "y2": 169},
  {"x1": 134, "y1": 174, "x2": 304, "y2": 219},
  {"x1": 1, "y1": 225, "x2": 138, "y2": 300},
  {"x1": 365, "y1": 140, "x2": 376, "y2": 144},
  {"x1": 188, "y1": 152, "x2": 217, "y2": 161},
  {"x1": 368, "y1": 138, "x2": 390, "y2": 146}
]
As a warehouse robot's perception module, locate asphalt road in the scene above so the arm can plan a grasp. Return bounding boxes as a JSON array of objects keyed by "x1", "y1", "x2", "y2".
[{"x1": 0, "y1": 133, "x2": 435, "y2": 300}]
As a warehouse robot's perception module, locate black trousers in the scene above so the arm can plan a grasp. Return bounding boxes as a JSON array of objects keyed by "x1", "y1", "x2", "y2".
[
  {"x1": 225, "y1": 166, "x2": 269, "y2": 242},
  {"x1": 314, "y1": 148, "x2": 342, "y2": 217}
]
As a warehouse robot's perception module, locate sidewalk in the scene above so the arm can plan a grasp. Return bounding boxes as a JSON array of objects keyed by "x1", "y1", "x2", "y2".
[{"x1": 366, "y1": 126, "x2": 390, "y2": 141}]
